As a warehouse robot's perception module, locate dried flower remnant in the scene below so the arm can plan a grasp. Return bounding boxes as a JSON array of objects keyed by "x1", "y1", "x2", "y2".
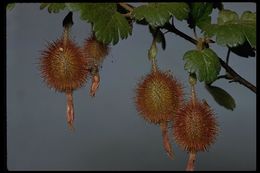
[{"x1": 89, "y1": 63, "x2": 100, "y2": 97}]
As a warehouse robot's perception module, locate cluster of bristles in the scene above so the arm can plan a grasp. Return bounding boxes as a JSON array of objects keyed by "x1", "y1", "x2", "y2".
[{"x1": 135, "y1": 66, "x2": 218, "y2": 155}]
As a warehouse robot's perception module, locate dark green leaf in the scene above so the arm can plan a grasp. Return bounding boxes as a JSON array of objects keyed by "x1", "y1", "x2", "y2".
[
  {"x1": 65, "y1": 3, "x2": 82, "y2": 12},
  {"x1": 215, "y1": 24, "x2": 245, "y2": 47},
  {"x1": 67, "y1": 3, "x2": 115, "y2": 22},
  {"x1": 205, "y1": 84, "x2": 236, "y2": 110},
  {"x1": 133, "y1": 4, "x2": 171, "y2": 27},
  {"x1": 40, "y1": 3, "x2": 48, "y2": 10},
  {"x1": 94, "y1": 12, "x2": 132, "y2": 45},
  {"x1": 229, "y1": 41, "x2": 255, "y2": 58},
  {"x1": 187, "y1": 3, "x2": 213, "y2": 30},
  {"x1": 166, "y1": 3, "x2": 190, "y2": 21},
  {"x1": 7, "y1": 3, "x2": 15, "y2": 11},
  {"x1": 133, "y1": 3, "x2": 189, "y2": 27},
  {"x1": 183, "y1": 48, "x2": 221, "y2": 84},
  {"x1": 204, "y1": 10, "x2": 256, "y2": 48},
  {"x1": 66, "y1": 3, "x2": 132, "y2": 45},
  {"x1": 240, "y1": 11, "x2": 256, "y2": 48},
  {"x1": 217, "y1": 10, "x2": 239, "y2": 25},
  {"x1": 40, "y1": 3, "x2": 66, "y2": 13}
]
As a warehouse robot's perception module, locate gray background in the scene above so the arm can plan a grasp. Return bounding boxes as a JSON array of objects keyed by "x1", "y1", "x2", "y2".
[{"x1": 6, "y1": 3, "x2": 256, "y2": 171}]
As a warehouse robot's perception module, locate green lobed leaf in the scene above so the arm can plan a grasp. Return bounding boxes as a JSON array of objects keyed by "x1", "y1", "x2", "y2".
[
  {"x1": 7, "y1": 3, "x2": 15, "y2": 11},
  {"x1": 132, "y1": 3, "x2": 189, "y2": 27},
  {"x1": 67, "y1": 3, "x2": 115, "y2": 22},
  {"x1": 183, "y1": 48, "x2": 221, "y2": 84},
  {"x1": 204, "y1": 10, "x2": 256, "y2": 48},
  {"x1": 217, "y1": 10, "x2": 239, "y2": 25},
  {"x1": 66, "y1": 3, "x2": 132, "y2": 45},
  {"x1": 215, "y1": 24, "x2": 245, "y2": 47},
  {"x1": 133, "y1": 4, "x2": 170, "y2": 27},
  {"x1": 187, "y1": 3, "x2": 213, "y2": 30},
  {"x1": 165, "y1": 3, "x2": 190, "y2": 21},
  {"x1": 240, "y1": 11, "x2": 256, "y2": 48},
  {"x1": 40, "y1": 3, "x2": 66, "y2": 13},
  {"x1": 205, "y1": 84, "x2": 236, "y2": 110},
  {"x1": 94, "y1": 12, "x2": 132, "y2": 45}
]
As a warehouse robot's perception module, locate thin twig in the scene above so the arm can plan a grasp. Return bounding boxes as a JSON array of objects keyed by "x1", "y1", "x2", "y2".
[
  {"x1": 216, "y1": 75, "x2": 232, "y2": 80},
  {"x1": 162, "y1": 22, "x2": 197, "y2": 45},
  {"x1": 218, "y1": 58, "x2": 256, "y2": 93},
  {"x1": 193, "y1": 27, "x2": 198, "y2": 39},
  {"x1": 226, "y1": 48, "x2": 231, "y2": 65}
]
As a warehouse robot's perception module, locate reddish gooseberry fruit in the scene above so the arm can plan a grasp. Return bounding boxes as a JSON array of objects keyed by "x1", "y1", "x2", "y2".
[
  {"x1": 83, "y1": 34, "x2": 109, "y2": 66},
  {"x1": 40, "y1": 36, "x2": 88, "y2": 130},
  {"x1": 173, "y1": 99, "x2": 218, "y2": 153},
  {"x1": 40, "y1": 38, "x2": 88, "y2": 92},
  {"x1": 135, "y1": 70, "x2": 184, "y2": 124},
  {"x1": 135, "y1": 69, "x2": 184, "y2": 159}
]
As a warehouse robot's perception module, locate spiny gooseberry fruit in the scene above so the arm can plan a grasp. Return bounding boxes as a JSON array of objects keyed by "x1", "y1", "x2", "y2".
[
  {"x1": 40, "y1": 38, "x2": 88, "y2": 92},
  {"x1": 40, "y1": 36, "x2": 88, "y2": 130},
  {"x1": 135, "y1": 70, "x2": 184, "y2": 124},
  {"x1": 173, "y1": 99, "x2": 218, "y2": 153},
  {"x1": 135, "y1": 68, "x2": 184, "y2": 159},
  {"x1": 83, "y1": 34, "x2": 110, "y2": 66}
]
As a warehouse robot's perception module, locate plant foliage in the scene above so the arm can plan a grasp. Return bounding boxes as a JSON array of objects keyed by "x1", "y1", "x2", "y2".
[
  {"x1": 183, "y1": 48, "x2": 221, "y2": 84},
  {"x1": 204, "y1": 10, "x2": 256, "y2": 48}
]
